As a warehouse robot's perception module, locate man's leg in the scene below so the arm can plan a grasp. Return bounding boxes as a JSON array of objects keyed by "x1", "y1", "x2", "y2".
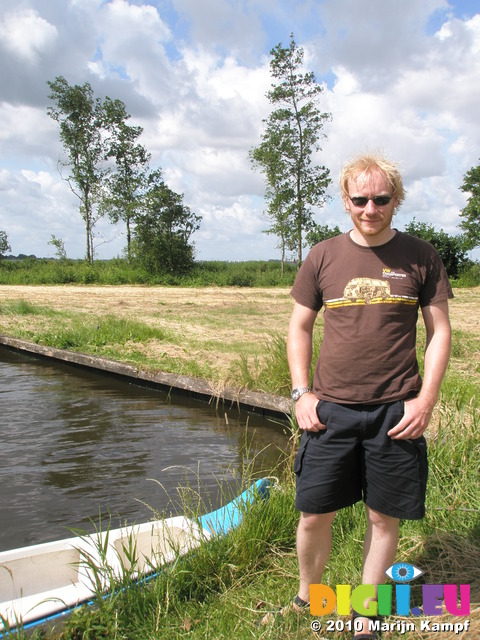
[
  {"x1": 355, "y1": 506, "x2": 399, "y2": 636},
  {"x1": 296, "y1": 510, "x2": 337, "y2": 603},
  {"x1": 260, "y1": 510, "x2": 336, "y2": 624},
  {"x1": 362, "y1": 506, "x2": 399, "y2": 583}
]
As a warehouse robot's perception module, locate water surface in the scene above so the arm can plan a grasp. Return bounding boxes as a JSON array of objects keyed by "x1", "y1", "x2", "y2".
[{"x1": 0, "y1": 348, "x2": 288, "y2": 551}]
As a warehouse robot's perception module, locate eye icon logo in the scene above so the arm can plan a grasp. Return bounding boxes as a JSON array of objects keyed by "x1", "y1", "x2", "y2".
[{"x1": 385, "y1": 563, "x2": 423, "y2": 583}]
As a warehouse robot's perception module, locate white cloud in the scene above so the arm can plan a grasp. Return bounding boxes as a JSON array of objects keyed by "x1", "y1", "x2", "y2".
[
  {"x1": 0, "y1": 103, "x2": 60, "y2": 164},
  {"x1": 0, "y1": 8, "x2": 58, "y2": 63},
  {"x1": 319, "y1": 0, "x2": 448, "y2": 84},
  {"x1": 0, "y1": 0, "x2": 479, "y2": 261},
  {"x1": 171, "y1": 0, "x2": 267, "y2": 61},
  {"x1": 94, "y1": 0, "x2": 173, "y2": 88}
]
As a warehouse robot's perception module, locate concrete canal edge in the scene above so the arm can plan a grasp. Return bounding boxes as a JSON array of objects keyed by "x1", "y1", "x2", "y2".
[{"x1": 0, "y1": 335, "x2": 292, "y2": 420}]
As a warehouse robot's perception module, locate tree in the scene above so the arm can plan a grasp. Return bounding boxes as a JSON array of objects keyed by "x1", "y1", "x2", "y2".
[
  {"x1": 48, "y1": 235, "x2": 67, "y2": 261},
  {"x1": 101, "y1": 98, "x2": 150, "y2": 262},
  {"x1": 305, "y1": 223, "x2": 342, "y2": 247},
  {"x1": 251, "y1": 129, "x2": 293, "y2": 274},
  {"x1": 459, "y1": 160, "x2": 480, "y2": 249},
  {"x1": 0, "y1": 230, "x2": 11, "y2": 258},
  {"x1": 251, "y1": 34, "x2": 331, "y2": 266},
  {"x1": 404, "y1": 219, "x2": 468, "y2": 278},
  {"x1": 47, "y1": 76, "x2": 108, "y2": 263},
  {"x1": 133, "y1": 171, "x2": 201, "y2": 275}
]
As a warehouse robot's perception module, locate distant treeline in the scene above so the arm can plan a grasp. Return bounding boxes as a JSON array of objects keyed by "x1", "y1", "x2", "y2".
[
  {"x1": 0, "y1": 256, "x2": 479, "y2": 288},
  {"x1": 2, "y1": 254, "x2": 38, "y2": 261}
]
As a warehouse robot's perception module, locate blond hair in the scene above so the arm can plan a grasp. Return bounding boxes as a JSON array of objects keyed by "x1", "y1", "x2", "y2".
[{"x1": 340, "y1": 152, "x2": 406, "y2": 207}]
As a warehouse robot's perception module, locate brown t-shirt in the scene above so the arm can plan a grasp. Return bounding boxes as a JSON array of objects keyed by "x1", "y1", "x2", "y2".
[{"x1": 291, "y1": 231, "x2": 454, "y2": 404}]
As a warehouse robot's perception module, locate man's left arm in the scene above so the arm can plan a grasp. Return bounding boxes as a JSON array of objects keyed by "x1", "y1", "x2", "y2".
[{"x1": 388, "y1": 300, "x2": 452, "y2": 440}]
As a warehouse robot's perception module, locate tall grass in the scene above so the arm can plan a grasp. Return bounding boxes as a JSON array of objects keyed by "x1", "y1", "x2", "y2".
[
  {"x1": 0, "y1": 259, "x2": 299, "y2": 287},
  {"x1": 230, "y1": 329, "x2": 322, "y2": 396},
  {"x1": 0, "y1": 302, "x2": 169, "y2": 351},
  {"x1": 0, "y1": 300, "x2": 54, "y2": 316},
  {"x1": 36, "y1": 315, "x2": 170, "y2": 351},
  {"x1": 450, "y1": 262, "x2": 480, "y2": 288},
  {"x1": 0, "y1": 302, "x2": 216, "y2": 379},
  {"x1": 1, "y1": 257, "x2": 479, "y2": 287},
  {"x1": 229, "y1": 333, "x2": 292, "y2": 395}
]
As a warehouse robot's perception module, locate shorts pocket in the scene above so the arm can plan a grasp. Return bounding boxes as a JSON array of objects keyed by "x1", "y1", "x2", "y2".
[
  {"x1": 293, "y1": 436, "x2": 308, "y2": 475},
  {"x1": 392, "y1": 398, "x2": 405, "y2": 419},
  {"x1": 412, "y1": 436, "x2": 428, "y2": 499},
  {"x1": 316, "y1": 400, "x2": 327, "y2": 425}
]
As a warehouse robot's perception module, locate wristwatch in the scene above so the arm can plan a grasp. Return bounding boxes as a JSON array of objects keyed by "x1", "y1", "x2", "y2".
[{"x1": 291, "y1": 387, "x2": 311, "y2": 401}]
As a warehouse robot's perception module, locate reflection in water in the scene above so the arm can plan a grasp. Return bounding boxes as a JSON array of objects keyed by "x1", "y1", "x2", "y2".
[{"x1": 0, "y1": 348, "x2": 288, "y2": 552}]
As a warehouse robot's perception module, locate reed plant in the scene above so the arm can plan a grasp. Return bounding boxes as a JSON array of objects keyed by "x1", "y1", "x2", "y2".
[{"x1": 229, "y1": 329, "x2": 322, "y2": 396}]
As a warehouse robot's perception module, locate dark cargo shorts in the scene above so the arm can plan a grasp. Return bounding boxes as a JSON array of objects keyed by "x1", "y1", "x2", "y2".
[{"x1": 294, "y1": 399, "x2": 428, "y2": 520}]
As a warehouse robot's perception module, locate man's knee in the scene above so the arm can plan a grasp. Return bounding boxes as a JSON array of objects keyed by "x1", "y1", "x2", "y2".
[
  {"x1": 366, "y1": 506, "x2": 399, "y2": 531},
  {"x1": 299, "y1": 511, "x2": 336, "y2": 533}
]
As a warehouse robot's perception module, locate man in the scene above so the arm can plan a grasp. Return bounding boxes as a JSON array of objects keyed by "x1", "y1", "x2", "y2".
[{"x1": 287, "y1": 153, "x2": 452, "y2": 639}]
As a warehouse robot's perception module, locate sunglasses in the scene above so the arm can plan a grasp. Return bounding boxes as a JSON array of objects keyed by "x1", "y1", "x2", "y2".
[{"x1": 348, "y1": 195, "x2": 393, "y2": 207}]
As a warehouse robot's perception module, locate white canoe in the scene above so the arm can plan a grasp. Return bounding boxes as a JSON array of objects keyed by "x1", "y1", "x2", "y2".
[{"x1": 0, "y1": 478, "x2": 272, "y2": 634}]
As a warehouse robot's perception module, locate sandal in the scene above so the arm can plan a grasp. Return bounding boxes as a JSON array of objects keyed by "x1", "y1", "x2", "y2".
[
  {"x1": 292, "y1": 595, "x2": 309, "y2": 610},
  {"x1": 259, "y1": 595, "x2": 309, "y2": 626}
]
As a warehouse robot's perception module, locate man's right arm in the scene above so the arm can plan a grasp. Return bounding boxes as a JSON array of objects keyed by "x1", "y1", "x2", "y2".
[{"x1": 287, "y1": 301, "x2": 325, "y2": 432}]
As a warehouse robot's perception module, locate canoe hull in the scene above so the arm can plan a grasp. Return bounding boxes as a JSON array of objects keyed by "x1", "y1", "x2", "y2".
[{"x1": 0, "y1": 478, "x2": 271, "y2": 633}]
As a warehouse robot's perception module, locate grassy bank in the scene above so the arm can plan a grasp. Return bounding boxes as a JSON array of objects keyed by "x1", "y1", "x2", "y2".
[
  {"x1": 7, "y1": 396, "x2": 480, "y2": 639},
  {"x1": 0, "y1": 286, "x2": 297, "y2": 393},
  {"x1": 0, "y1": 284, "x2": 479, "y2": 638}
]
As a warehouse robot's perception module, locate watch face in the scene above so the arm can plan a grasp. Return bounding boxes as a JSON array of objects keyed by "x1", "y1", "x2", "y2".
[{"x1": 292, "y1": 387, "x2": 310, "y2": 401}]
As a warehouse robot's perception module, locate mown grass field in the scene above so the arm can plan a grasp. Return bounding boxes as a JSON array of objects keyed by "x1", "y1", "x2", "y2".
[
  {"x1": 0, "y1": 284, "x2": 479, "y2": 397},
  {"x1": 0, "y1": 284, "x2": 479, "y2": 639}
]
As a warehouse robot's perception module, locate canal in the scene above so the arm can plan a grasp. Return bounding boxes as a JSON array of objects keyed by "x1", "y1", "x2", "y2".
[{"x1": 0, "y1": 348, "x2": 289, "y2": 552}]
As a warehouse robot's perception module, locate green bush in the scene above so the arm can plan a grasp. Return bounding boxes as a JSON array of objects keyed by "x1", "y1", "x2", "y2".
[
  {"x1": 3, "y1": 256, "x2": 477, "y2": 288},
  {"x1": 0, "y1": 258, "x2": 299, "y2": 287},
  {"x1": 451, "y1": 262, "x2": 480, "y2": 287}
]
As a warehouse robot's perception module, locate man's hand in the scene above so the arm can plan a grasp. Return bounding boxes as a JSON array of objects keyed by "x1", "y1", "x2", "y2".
[
  {"x1": 387, "y1": 396, "x2": 434, "y2": 440},
  {"x1": 389, "y1": 301, "x2": 451, "y2": 441},
  {"x1": 294, "y1": 392, "x2": 325, "y2": 432}
]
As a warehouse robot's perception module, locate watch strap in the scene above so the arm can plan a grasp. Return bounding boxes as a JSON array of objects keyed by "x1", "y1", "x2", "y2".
[{"x1": 291, "y1": 386, "x2": 311, "y2": 401}]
